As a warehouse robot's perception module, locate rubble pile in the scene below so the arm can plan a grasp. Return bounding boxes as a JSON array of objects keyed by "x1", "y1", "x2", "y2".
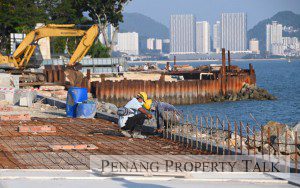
[
  {"x1": 212, "y1": 83, "x2": 276, "y2": 102},
  {"x1": 38, "y1": 85, "x2": 68, "y2": 100},
  {"x1": 236, "y1": 84, "x2": 276, "y2": 101},
  {"x1": 170, "y1": 121, "x2": 299, "y2": 161},
  {"x1": 97, "y1": 101, "x2": 118, "y2": 115}
]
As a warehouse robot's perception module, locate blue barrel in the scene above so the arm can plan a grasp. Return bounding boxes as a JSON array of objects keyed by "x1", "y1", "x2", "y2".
[
  {"x1": 66, "y1": 87, "x2": 88, "y2": 118},
  {"x1": 76, "y1": 101, "x2": 97, "y2": 118}
]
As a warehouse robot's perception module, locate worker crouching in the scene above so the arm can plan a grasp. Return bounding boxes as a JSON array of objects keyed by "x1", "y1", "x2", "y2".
[
  {"x1": 117, "y1": 92, "x2": 153, "y2": 139},
  {"x1": 144, "y1": 100, "x2": 183, "y2": 135}
]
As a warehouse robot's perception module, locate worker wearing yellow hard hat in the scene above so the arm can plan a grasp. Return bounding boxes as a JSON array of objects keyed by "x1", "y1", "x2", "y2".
[
  {"x1": 117, "y1": 92, "x2": 152, "y2": 139},
  {"x1": 142, "y1": 99, "x2": 183, "y2": 135},
  {"x1": 137, "y1": 92, "x2": 147, "y2": 102},
  {"x1": 143, "y1": 99, "x2": 153, "y2": 111}
]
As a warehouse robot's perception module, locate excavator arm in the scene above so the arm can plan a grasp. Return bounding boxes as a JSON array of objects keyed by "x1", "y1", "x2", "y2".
[
  {"x1": 0, "y1": 24, "x2": 90, "y2": 69},
  {"x1": 64, "y1": 24, "x2": 100, "y2": 86},
  {"x1": 68, "y1": 24, "x2": 100, "y2": 66},
  {"x1": 0, "y1": 23, "x2": 100, "y2": 87}
]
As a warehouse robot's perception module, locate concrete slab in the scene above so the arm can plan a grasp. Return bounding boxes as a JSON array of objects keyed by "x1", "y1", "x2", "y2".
[
  {"x1": 0, "y1": 73, "x2": 19, "y2": 89},
  {"x1": 19, "y1": 90, "x2": 37, "y2": 107},
  {"x1": 0, "y1": 170, "x2": 298, "y2": 188},
  {"x1": 0, "y1": 88, "x2": 21, "y2": 105}
]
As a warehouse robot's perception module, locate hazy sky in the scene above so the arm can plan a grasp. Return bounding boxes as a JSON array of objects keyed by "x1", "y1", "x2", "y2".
[{"x1": 124, "y1": 0, "x2": 300, "y2": 29}]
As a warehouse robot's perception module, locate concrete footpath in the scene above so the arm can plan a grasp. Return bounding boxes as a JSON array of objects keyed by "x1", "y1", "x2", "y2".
[{"x1": 0, "y1": 170, "x2": 299, "y2": 188}]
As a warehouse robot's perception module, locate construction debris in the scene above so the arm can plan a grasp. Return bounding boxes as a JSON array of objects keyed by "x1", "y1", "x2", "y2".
[
  {"x1": 0, "y1": 105, "x2": 13, "y2": 112},
  {"x1": 98, "y1": 101, "x2": 118, "y2": 115},
  {"x1": 0, "y1": 73, "x2": 19, "y2": 89},
  {"x1": 50, "y1": 144, "x2": 98, "y2": 151},
  {"x1": 39, "y1": 85, "x2": 65, "y2": 91},
  {"x1": 0, "y1": 114, "x2": 31, "y2": 121},
  {"x1": 18, "y1": 125, "x2": 56, "y2": 133}
]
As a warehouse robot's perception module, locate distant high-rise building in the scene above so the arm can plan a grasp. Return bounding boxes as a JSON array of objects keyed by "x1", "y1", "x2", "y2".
[
  {"x1": 147, "y1": 38, "x2": 155, "y2": 50},
  {"x1": 162, "y1": 39, "x2": 170, "y2": 54},
  {"x1": 156, "y1": 39, "x2": 163, "y2": 52},
  {"x1": 271, "y1": 43, "x2": 284, "y2": 56},
  {"x1": 266, "y1": 21, "x2": 283, "y2": 54},
  {"x1": 170, "y1": 14, "x2": 196, "y2": 54},
  {"x1": 196, "y1": 21, "x2": 210, "y2": 53},
  {"x1": 249, "y1": 38, "x2": 260, "y2": 54},
  {"x1": 146, "y1": 38, "x2": 163, "y2": 52},
  {"x1": 10, "y1": 33, "x2": 26, "y2": 55},
  {"x1": 221, "y1": 13, "x2": 247, "y2": 51},
  {"x1": 116, "y1": 32, "x2": 139, "y2": 55},
  {"x1": 213, "y1": 21, "x2": 221, "y2": 53}
]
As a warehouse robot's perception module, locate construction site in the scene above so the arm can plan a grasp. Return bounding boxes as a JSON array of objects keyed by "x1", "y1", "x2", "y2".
[{"x1": 0, "y1": 23, "x2": 299, "y2": 187}]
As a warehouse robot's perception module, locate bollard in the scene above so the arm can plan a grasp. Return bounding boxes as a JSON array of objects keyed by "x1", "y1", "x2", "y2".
[
  {"x1": 295, "y1": 131, "x2": 298, "y2": 174},
  {"x1": 185, "y1": 121, "x2": 189, "y2": 148},
  {"x1": 285, "y1": 130, "x2": 288, "y2": 155},
  {"x1": 267, "y1": 127, "x2": 271, "y2": 155},
  {"x1": 276, "y1": 127, "x2": 280, "y2": 156},
  {"x1": 253, "y1": 126, "x2": 256, "y2": 155},
  {"x1": 222, "y1": 120, "x2": 225, "y2": 155},
  {"x1": 216, "y1": 118, "x2": 219, "y2": 154},
  {"x1": 200, "y1": 117, "x2": 203, "y2": 150},
  {"x1": 261, "y1": 125, "x2": 264, "y2": 155},
  {"x1": 205, "y1": 117, "x2": 209, "y2": 151},
  {"x1": 195, "y1": 116, "x2": 199, "y2": 149},
  {"x1": 234, "y1": 122, "x2": 237, "y2": 155},
  {"x1": 210, "y1": 116, "x2": 213, "y2": 152},
  {"x1": 164, "y1": 113, "x2": 168, "y2": 139},
  {"x1": 247, "y1": 124, "x2": 250, "y2": 155},
  {"x1": 227, "y1": 121, "x2": 231, "y2": 154},
  {"x1": 170, "y1": 117, "x2": 173, "y2": 141},
  {"x1": 240, "y1": 122, "x2": 243, "y2": 154}
]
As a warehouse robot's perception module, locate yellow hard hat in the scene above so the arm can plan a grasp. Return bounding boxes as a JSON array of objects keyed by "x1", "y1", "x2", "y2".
[
  {"x1": 143, "y1": 99, "x2": 153, "y2": 110},
  {"x1": 137, "y1": 92, "x2": 147, "y2": 102}
]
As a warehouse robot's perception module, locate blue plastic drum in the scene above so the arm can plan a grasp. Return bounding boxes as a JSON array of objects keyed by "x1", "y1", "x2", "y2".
[
  {"x1": 76, "y1": 101, "x2": 97, "y2": 118},
  {"x1": 66, "y1": 87, "x2": 88, "y2": 118}
]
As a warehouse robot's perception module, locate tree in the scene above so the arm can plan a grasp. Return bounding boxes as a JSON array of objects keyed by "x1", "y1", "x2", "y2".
[
  {"x1": 0, "y1": 0, "x2": 47, "y2": 53},
  {"x1": 42, "y1": 0, "x2": 86, "y2": 56},
  {"x1": 0, "y1": 0, "x2": 86, "y2": 54},
  {"x1": 88, "y1": 41, "x2": 110, "y2": 58},
  {"x1": 42, "y1": 0, "x2": 84, "y2": 24},
  {"x1": 80, "y1": 0, "x2": 132, "y2": 54}
]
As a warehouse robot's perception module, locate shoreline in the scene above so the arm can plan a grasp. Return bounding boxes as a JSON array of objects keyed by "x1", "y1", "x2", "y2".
[{"x1": 128, "y1": 58, "x2": 294, "y2": 64}]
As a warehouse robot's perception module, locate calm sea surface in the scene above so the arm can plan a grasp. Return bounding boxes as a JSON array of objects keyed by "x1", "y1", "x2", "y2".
[{"x1": 164, "y1": 60, "x2": 300, "y2": 126}]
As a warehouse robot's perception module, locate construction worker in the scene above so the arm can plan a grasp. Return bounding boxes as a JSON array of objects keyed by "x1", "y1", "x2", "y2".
[
  {"x1": 143, "y1": 99, "x2": 182, "y2": 134},
  {"x1": 117, "y1": 92, "x2": 153, "y2": 138},
  {"x1": 143, "y1": 99, "x2": 152, "y2": 111}
]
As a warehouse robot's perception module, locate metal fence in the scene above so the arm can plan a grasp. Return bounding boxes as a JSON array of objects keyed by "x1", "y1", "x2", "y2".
[
  {"x1": 162, "y1": 113, "x2": 299, "y2": 173},
  {"x1": 42, "y1": 57, "x2": 127, "y2": 74}
]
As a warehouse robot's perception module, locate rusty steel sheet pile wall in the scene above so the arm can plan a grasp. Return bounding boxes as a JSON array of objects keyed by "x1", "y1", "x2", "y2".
[{"x1": 91, "y1": 71, "x2": 256, "y2": 106}]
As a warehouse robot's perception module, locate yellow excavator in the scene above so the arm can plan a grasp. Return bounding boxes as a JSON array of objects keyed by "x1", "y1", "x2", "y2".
[{"x1": 0, "y1": 24, "x2": 100, "y2": 85}]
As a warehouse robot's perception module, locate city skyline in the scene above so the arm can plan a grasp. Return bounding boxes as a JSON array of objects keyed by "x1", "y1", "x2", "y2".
[
  {"x1": 124, "y1": 0, "x2": 300, "y2": 29},
  {"x1": 169, "y1": 13, "x2": 247, "y2": 54}
]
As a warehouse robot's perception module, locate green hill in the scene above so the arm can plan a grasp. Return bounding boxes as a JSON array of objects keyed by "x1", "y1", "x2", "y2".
[{"x1": 119, "y1": 12, "x2": 169, "y2": 39}]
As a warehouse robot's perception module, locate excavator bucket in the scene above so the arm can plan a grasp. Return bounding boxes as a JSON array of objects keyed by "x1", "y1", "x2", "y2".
[{"x1": 64, "y1": 68, "x2": 84, "y2": 87}]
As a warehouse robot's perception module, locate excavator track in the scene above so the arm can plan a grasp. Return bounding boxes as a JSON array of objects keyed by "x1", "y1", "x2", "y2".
[{"x1": 7, "y1": 69, "x2": 47, "y2": 87}]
